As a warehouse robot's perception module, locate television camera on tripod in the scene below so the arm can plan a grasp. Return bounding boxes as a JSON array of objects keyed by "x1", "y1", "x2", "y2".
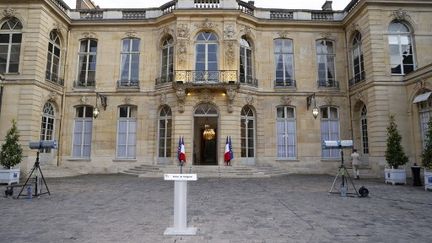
[{"x1": 16, "y1": 140, "x2": 57, "y2": 199}]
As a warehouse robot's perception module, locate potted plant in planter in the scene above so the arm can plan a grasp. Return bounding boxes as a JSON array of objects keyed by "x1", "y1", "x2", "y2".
[
  {"x1": 421, "y1": 118, "x2": 432, "y2": 191},
  {"x1": 0, "y1": 120, "x2": 23, "y2": 185},
  {"x1": 384, "y1": 115, "x2": 409, "y2": 185}
]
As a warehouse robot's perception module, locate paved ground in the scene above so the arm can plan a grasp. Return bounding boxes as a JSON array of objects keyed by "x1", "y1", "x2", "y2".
[{"x1": 1, "y1": 174, "x2": 432, "y2": 243}]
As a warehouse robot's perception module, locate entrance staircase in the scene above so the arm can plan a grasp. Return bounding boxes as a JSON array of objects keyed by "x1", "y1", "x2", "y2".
[{"x1": 122, "y1": 164, "x2": 289, "y2": 178}]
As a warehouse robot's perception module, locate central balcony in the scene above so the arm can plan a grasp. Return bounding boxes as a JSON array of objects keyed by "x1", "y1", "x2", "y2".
[{"x1": 173, "y1": 70, "x2": 238, "y2": 91}]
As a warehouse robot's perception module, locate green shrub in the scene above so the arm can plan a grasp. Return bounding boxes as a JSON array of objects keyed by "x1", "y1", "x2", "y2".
[{"x1": 385, "y1": 115, "x2": 408, "y2": 169}]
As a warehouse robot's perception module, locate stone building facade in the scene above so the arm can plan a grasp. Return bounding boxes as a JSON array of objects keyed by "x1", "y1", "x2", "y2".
[{"x1": 0, "y1": 0, "x2": 431, "y2": 176}]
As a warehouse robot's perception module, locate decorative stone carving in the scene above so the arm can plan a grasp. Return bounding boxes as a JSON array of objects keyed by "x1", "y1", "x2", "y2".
[
  {"x1": 224, "y1": 41, "x2": 236, "y2": 67},
  {"x1": 47, "y1": 92, "x2": 58, "y2": 102},
  {"x1": 324, "y1": 96, "x2": 334, "y2": 106},
  {"x1": 177, "y1": 40, "x2": 188, "y2": 64},
  {"x1": 80, "y1": 96, "x2": 89, "y2": 105},
  {"x1": 125, "y1": 31, "x2": 138, "y2": 38},
  {"x1": 2, "y1": 8, "x2": 16, "y2": 18},
  {"x1": 177, "y1": 24, "x2": 190, "y2": 39},
  {"x1": 195, "y1": 18, "x2": 216, "y2": 30},
  {"x1": 123, "y1": 97, "x2": 132, "y2": 104},
  {"x1": 281, "y1": 96, "x2": 291, "y2": 106},
  {"x1": 356, "y1": 91, "x2": 364, "y2": 101},
  {"x1": 224, "y1": 24, "x2": 236, "y2": 40},
  {"x1": 277, "y1": 30, "x2": 290, "y2": 39},
  {"x1": 82, "y1": 32, "x2": 97, "y2": 39},
  {"x1": 52, "y1": 22, "x2": 66, "y2": 34},
  {"x1": 199, "y1": 89, "x2": 214, "y2": 103},
  {"x1": 226, "y1": 87, "x2": 237, "y2": 113},
  {"x1": 240, "y1": 26, "x2": 253, "y2": 37},
  {"x1": 391, "y1": 9, "x2": 411, "y2": 21},
  {"x1": 175, "y1": 87, "x2": 186, "y2": 113},
  {"x1": 245, "y1": 95, "x2": 254, "y2": 105},
  {"x1": 160, "y1": 93, "x2": 167, "y2": 105},
  {"x1": 319, "y1": 32, "x2": 332, "y2": 39},
  {"x1": 160, "y1": 26, "x2": 174, "y2": 37}
]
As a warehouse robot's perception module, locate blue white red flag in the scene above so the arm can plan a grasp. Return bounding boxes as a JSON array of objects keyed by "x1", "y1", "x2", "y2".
[
  {"x1": 179, "y1": 136, "x2": 186, "y2": 162},
  {"x1": 229, "y1": 136, "x2": 234, "y2": 160},
  {"x1": 224, "y1": 136, "x2": 234, "y2": 163}
]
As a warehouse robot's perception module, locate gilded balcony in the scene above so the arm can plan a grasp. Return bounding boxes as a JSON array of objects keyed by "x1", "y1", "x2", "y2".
[{"x1": 173, "y1": 70, "x2": 239, "y2": 91}]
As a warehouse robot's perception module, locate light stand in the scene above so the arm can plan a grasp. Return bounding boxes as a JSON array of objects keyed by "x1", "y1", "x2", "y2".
[
  {"x1": 16, "y1": 149, "x2": 50, "y2": 198},
  {"x1": 324, "y1": 140, "x2": 359, "y2": 197}
]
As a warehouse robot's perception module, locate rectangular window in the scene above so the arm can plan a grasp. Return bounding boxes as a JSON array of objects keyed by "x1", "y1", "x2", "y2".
[
  {"x1": 72, "y1": 106, "x2": 93, "y2": 158},
  {"x1": 321, "y1": 107, "x2": 340, "y2": 158},
  {"x1": 274, "y1": 39, "x2": 294, "y2": 87},
  {"x1": 277, "y1": 107, "x2": 296, "y2": 159},
  {"x1": 120, "y1": 38, "x2": 140, "y2": 84},
  {"x1": 117, "y1": 106, "x2": 137, "y2": 159},
  {"x1": 77, "y1": 39, "x2": 97, "y2": 87},
  {"x1": 316, "y1": 40, "x2": 336, "y2": 87}
]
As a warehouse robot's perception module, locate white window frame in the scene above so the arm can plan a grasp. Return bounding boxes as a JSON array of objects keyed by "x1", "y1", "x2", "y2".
[
  {"x1": 351, "y1": 32, "x2": 365, "y2": 83},
  {"x1": 321, "y1": 106, "x2": 340, "y2": 159},
  {"x1": 360, "y1": 105, "x2": 369, "y2": 154},
  {"x1": 276, "y1": 106, "x2": 297, "y2": 159},
  {"x1": 120, "y1": 38, "x2": 140, "y2": 84},
  {"x1": 0, "y1": 18, "x2": 22, "y2": 73},
  {"x1": 195, "y1": 32, "x2": 219, "y2": 82},
  {"x1": 160, "y1": 36, "x2": 174, "y2": 83},
  {"x1": 158, "y1": 106, "x2": 172, "y2": 158},
  {"x1": 116, "y1": 106, "x2": 137, "y2": 159},
  {"x1": 240, "y1": 37, "x2": 253, "y2": 84},
  {"x1": 40, "y1": 102, "x2": 55, "y2": 153},
  {"x1": 46, "y1": 31, "x2": 61, "y2": 83},
  {"x1": 419, "y1": 97, "x2": 432, "y2": 148},
  {"x1": 241, "y1": 106, "x2": 255, "y2": 158},
  {"x1": 316, "y1": 39, "x2": 336, "y2": 86},
  {"x1": 72, "y1": 106, "x2": 93, "y2": 158},
  {"x1": 388, "y1": 21, "x2": 415, "y2": 75},
  {"x1": 77, "y1": 39, "x2": 97, "y2": 86},
  {"x1": 274, "y1": 38, "x2": 295, "y2": 87}
]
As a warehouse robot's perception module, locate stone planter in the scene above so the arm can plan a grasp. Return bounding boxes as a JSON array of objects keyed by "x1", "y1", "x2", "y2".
[
  {"x1": 0, "y1": 168, "x2": 20, "y2": 185},
  {"x1": 425, "y1": 170, "x2": 432, "y2": 191},
  {"x1": 385, "y1": 168, "x2": 406, "y2": 185}
]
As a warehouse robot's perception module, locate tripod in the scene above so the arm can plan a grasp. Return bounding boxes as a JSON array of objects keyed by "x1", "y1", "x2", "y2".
[
  {"x1": 329, "y1": 148, "x2": 359, "y2": 197},
  {"x1": 17, "y1": 150, "x2": 50, "y2": 199}
]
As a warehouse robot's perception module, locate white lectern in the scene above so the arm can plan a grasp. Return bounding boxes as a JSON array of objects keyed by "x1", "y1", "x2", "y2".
[{"x1": 164, "y1": 174, "x2": 198, "y2": 235}]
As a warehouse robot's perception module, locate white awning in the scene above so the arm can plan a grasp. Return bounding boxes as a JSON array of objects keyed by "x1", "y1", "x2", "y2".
[{"x1": 413, "y1": 92, "x2": 432, "y2": 104}]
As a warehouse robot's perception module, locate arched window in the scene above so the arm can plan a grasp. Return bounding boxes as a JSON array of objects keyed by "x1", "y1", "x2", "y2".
[
  {"x1": 120, "y1": 38, "x2": 140, "y2": 86},
  {"x1": 351, "y1": 32, "x2": 365, "y2": 84},
  {"x1": 418, "y1": 93, "x2": 432, "y2": 147},
  {"x1": 40, "y1": 103, "x2": 55, "y2": 153},
  {"x1": 46, "y1": 31, "x2": 61, "y2": 83},
  {"x1": 316, "y1": 40, "x2": 337, "y2": 88},
  {"x1": 240, "y1": 36, "x2": 254, "y2": 85},
  {"x1": 77, "y1": 39, "x2": 97, "y2": 87},
  {"x1": 72, "y1": 106, "x2": 93, "y2": 158},
  {"x1": 276, "y1": 106, "x2": 296, "y2": 159},
  {"x1": 241, "y1": 106, "x2": 255, "y2": 158},
  {"x1": 360, "y1": 105, "x2": 369, "y2": 154},
  {"x1": 321, "y1": 106, "x2": 340, "y2": 158},
  {"x1": 158, "y1": 105, "x2": 172, "y2": 158},
  {"x1": 0, "y1": 18, "x2": 22, "y2": 73},
  {"x1": 195, "y1": 32, "x2": 218, "y2": 82},
  {"x1": 274, "y1": 38, "x2": 295, "y2": 87},
  {"x1": 388, "y1": 21, "x2": 415, "y2": 75},
  {"x1": 117, "y1": 106, "x2": 137, "y2": 159},
  {"x1": 160, "y1": 36, "x2": 174, "y2": 83}
]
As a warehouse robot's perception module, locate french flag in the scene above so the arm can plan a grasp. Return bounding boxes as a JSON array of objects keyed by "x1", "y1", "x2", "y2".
[
  {"x1": 224, "y1": 136, "x2": 233, "y2": 164},
  {"x1": 178, "y1": 136, "x2": 186, "y2": 163}
]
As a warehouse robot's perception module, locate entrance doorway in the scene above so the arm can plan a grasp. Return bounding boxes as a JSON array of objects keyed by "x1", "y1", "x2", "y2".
[{"x1": 193, "y1": 104, "x2": 218, "y2": 165}]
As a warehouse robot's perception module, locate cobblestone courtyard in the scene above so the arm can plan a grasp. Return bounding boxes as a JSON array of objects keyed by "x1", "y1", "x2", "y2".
[{"x1": 1, "y1": 174, "x2": 432, "y2": 242}]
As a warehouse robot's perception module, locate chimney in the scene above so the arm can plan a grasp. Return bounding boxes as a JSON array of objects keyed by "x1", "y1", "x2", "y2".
[
  {"x1": 248, "y1": 1, "x2": 255, "y2": 6},
  {"x1": 76, "y1": 0, "x2": 99, "y2": 10},
  {"x1": 321, "y1": 1, "x2": 333, "y2": 11}
]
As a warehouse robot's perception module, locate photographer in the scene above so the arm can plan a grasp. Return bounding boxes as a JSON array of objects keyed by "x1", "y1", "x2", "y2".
[{"x1": 351, "y1": 149, "x2": 360, "y2": 179}]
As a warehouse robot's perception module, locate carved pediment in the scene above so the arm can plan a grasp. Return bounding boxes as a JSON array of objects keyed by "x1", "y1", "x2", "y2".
[{"x1": 2, "y1": 8, "x2": 16, "y2": 18}]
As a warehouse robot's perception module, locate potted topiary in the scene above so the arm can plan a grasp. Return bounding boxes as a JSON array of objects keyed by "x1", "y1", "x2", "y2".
[
  {"x1": 384, "y1": 115, "x2": 409, "y2": 185},
  {"x1": 421, "y1": 118, "x2": 432, "y2": 191},
  {"x1": 0, "y1": 120, "x2": 23, "y2": 185}
]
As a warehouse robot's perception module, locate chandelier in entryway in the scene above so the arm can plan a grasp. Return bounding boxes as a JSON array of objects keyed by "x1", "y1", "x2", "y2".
[{"x1": 203, "y1": 124, "x2": 215, "y2": 140}]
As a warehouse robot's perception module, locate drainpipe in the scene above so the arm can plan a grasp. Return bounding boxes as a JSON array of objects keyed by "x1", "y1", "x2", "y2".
[
  {"x1": 57, "y1": 27, "x2": 70, "y2": 167},
  {"x1": 344, "y1": 28, "x2": 354, "y2": 144}
]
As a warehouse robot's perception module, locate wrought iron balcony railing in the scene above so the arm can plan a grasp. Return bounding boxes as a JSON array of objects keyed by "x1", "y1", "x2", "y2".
[
  {"x1": 274, "y1": 79, "x2": 296, "y2": 88},
  {"x1": 174, "y1": 70, "x2": 238, "y2": 84},
  {"x1": 117, "y1": 80, "x2": 139, "y2": 89},
  {"x1": 74, "y1": 80, "x2": 95, "y2": 88},
  {"x1": 239, "y1": 76, "x2": 258, "y2": 87},
  {"x1": 317, "y1": 79, "x2": 339, "y2": 88}
]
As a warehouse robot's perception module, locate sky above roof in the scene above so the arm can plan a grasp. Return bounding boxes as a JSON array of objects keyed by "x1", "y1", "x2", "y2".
[{"x1": 63, "y1": 0, "x2": 352, "y2": 10}]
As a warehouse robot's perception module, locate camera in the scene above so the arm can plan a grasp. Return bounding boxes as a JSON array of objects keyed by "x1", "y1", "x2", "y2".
[{"x1": 29, "y1": 140, "x2": 57, "y2": 150}]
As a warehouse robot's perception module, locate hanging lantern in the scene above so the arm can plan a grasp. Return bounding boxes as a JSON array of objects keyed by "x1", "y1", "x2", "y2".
[{"x1": 203, "y1": 125, "x2": 215, "y2": 140}]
